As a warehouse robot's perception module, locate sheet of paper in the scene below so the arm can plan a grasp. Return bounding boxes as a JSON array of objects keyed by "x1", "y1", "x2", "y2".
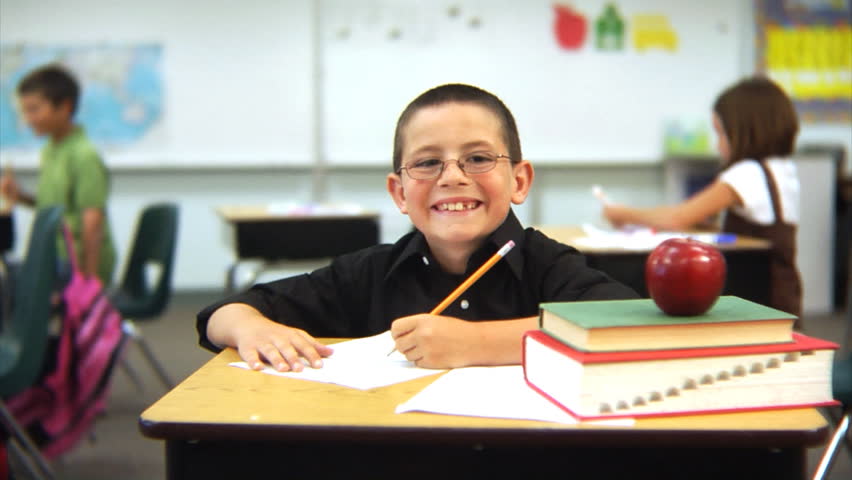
[
  {"x1": 395, "y1": 365, "x2": 634, "y2": 426},
  {"x1": 229, "y1": 331, "x2": 445, "y2": 390},
  {"x1": 577, "y1": 223, "x2": 730, "y2": 250}
]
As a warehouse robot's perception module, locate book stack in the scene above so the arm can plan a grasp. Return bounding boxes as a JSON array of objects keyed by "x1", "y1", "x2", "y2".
[{"x1": 522, "y1": 296, "x2": 839, "y2": 420}]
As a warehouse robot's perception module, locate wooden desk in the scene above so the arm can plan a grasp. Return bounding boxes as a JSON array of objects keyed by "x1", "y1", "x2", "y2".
[
  {"x1": 140, "y1": 348, "x2": 828, "y2": 480},
  {"x1": 217, "y1": 205, "x2": 380, "y2": 292},
  {"x1": 537, "y1": 226, "x2": 773, "y2": 304}
]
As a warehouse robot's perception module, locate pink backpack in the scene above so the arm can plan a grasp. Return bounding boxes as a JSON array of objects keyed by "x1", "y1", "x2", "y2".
[{"x1": 6, "y1": 225, "x2": 125, "y2": 459}]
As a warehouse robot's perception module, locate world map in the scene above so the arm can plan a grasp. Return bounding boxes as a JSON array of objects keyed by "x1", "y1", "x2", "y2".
[{"x1": 0, "y1": 44, "x2": 163, "y2": 149}]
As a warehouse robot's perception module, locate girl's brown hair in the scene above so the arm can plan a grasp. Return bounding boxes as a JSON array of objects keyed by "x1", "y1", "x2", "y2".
[{"x1": 713, "y1": 76, "x2": 799, "y2": 166}]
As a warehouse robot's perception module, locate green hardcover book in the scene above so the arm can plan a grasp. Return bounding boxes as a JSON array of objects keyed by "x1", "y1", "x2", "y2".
[{"x1": 539, "y1": 296, "x2": 796, "y2": 352}]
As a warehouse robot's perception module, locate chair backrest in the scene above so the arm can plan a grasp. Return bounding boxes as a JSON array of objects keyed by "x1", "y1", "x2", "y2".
[
  {"x1": 116, "y1": 203, "x2": 178, "y2": 318},
  {"x1": 0, "y1": 206, "x2": 63, "y2": 396}
]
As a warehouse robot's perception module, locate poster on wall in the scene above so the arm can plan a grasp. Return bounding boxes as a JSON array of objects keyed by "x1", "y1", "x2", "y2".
[
  {"x1": 0, "y1": 44, "x2": 164, "y2": 150},
  {"x1": 755, "y1": 0, "x2": 852, "y2": 123}
]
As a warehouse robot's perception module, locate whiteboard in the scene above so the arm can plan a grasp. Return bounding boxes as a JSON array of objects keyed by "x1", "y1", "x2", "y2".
[
  {"x1": 0, "y1": 0, "x2": 744, "y2": 169},
  {"x1": 0, "y1": 0, "x2": 315, "y2": 169},
  {"x1": 321, "y1": 0, "x2": 743, "y2": 166}
]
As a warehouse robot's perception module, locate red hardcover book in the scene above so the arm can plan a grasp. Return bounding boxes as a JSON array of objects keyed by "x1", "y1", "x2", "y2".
[{"x1": 522, "y1": 330, "x2": 839, "y2": 420}]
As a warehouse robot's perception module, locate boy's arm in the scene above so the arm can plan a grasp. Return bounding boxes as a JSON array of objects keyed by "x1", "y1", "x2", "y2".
[
  {"x1": 207, "y1": 303, "x2": 333, "y2": 371},
  {"x1": 390, "y1": 315, "x2": 538, "y2": 369},
  {"x1": 81, "y1": 207, "x2": 104, "y2": 278}
]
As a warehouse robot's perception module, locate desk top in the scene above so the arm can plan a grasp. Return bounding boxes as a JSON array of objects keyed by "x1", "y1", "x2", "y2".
[
  {"x1": 217, "y1": 205, "x2": 380, "y2": 222},
  {"x1": 140, "y1": 347, "x2": 827, "y2": 448},
  {"x1": 535, "y1": 225, "x2": 771, "y2": 253}
]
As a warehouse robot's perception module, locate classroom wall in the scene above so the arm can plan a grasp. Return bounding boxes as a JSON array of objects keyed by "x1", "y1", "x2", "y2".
[{"x1": 2, "y1": 0, "x2": 849, "y2": 308}]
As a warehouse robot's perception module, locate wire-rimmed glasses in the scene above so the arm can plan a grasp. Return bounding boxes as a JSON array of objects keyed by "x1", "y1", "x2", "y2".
[{"x1": 397, "y1": 151, "x2": 512, "y2": 180}]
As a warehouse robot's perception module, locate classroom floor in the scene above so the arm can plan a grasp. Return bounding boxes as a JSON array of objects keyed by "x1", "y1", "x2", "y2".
[{"x1": 8, "y1": 291, "x2": 852, "y2": 480}]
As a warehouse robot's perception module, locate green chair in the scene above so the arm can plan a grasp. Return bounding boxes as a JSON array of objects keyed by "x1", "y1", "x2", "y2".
[
  {"x1": 0, "y1": 206, "x2": 63, "y2": 480},
  {"x1": 109, "y1": 203, "x2": 179, "y2": 390}
]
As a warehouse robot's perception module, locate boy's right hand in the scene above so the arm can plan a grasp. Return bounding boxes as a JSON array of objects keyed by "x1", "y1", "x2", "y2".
[
  {"x1": 207, "y1": 303, "x2": 334, "y2": 372},
  {"x1": 0, "y1": 174, "x2": 18, "y2": 202}
]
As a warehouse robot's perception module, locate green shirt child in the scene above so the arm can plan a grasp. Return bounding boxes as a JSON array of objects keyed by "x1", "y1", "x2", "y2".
[
  {"x1": 0, "y1": 65, "x2": 115, "y2": 285},
  {"x1": 36, "y1": 125, "x2": 116, "y2": 283}
]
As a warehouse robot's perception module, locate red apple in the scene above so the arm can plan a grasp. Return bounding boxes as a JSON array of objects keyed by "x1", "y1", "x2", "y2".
[{"x1": 645, "y1": 238, "x2": 726, "y2": 316}]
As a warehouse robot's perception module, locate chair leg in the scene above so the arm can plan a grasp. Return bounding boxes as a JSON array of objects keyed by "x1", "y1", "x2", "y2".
[
  {"x1": 0, "y1": 401, "x2": 55, "y2": 480},
  {"x1": 123, "y1": 319, "x2": 175, "y2": 390},
  {"x1": 120, "y1": 355, "x2": 146, "y2": 393},
  {"x1": 813, "y1": 412, "x2": 850, "y2": 480},
  {"x1": 134, "y1": 334, "x2": 175, "y2": 390}
]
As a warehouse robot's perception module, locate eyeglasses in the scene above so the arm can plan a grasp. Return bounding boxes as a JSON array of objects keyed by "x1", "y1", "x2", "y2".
[{"x1": 397, "y1": 151, "x2": 512, "y2": 180}]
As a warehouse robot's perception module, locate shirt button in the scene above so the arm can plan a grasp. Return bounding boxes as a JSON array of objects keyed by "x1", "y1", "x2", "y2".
[
  {"x1": 460, "y1": 299, "x2": 469, "y2": 310},
  {"x1": 422, "y1": 256, "x2": 429, "y2": 266}
]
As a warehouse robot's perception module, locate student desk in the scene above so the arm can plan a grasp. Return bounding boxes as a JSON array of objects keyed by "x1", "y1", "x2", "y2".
[
  {"x1": 217, "y1": 206, "x2": 380, "y2": 292},
  {"x1": 537, "y1": 226, "x2": 773, "y2": 304},
  {"x1": 139, "y1": 346, "x2": 828, "y2": 480}
]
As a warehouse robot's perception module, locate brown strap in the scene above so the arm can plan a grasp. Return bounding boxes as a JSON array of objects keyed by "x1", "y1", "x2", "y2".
[{"x1": 756, "y1": 160, "x2": 786, "y2": 225}]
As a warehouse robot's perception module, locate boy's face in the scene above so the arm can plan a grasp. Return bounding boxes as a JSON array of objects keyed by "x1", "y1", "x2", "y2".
[
  {"x1": 18, "y1": 92, "x2": 72, "y2": 137},
  {"x1": 387, "y1": 102, "x2": 533, "y2": 258}
]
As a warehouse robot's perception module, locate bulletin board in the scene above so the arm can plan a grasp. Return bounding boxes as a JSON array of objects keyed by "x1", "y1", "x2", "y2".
[{"x1": 755, "y1": 0, "x2": 852, "y2": 123}]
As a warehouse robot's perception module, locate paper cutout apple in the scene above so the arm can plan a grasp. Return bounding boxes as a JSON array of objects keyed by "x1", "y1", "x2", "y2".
[
  {"x1": 553, "y1": 4, "x2": 587, "y2": 50},
  {"x1": 645, "y1": 238, "x2": 726, "y2": 316}
]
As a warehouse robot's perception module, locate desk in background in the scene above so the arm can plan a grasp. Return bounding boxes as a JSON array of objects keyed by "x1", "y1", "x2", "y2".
[
  {"x1": 140, "y1": 347, "x2": 827, "y2": 480},
  {"x1": 217, "y1": 205, "x2": 379, "y2": 293},
  {"x1": 537, "y1": 226, "x2": 772, "y2": 305}
]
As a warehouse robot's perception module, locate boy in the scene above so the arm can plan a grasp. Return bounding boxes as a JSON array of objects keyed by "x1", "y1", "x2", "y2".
[
  {"x1": 197, "y1": 83, "x2": 636, "y2": 370},
  {"x1": 0, "y1": 64, "x2": 116, "y2": 285}
]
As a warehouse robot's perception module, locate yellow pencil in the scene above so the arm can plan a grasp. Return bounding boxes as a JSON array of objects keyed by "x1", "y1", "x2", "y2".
[{"x1": 388, "y1": 239, "x2": 516, "y2": 356}]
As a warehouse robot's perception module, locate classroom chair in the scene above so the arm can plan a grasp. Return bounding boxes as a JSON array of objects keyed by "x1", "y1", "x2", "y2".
[
  {"x1": 0, "y1": 206, "x2": 63, "y2": 480},
  {"x1": 813, "y1": 269, "x2": 852, "y2": 480},
  {"x1": 109, "y1": 203, "x2": 179, "y2": 391},
  {"x1": 813, "y1": 351, "x2": 852, "y2": 480}
]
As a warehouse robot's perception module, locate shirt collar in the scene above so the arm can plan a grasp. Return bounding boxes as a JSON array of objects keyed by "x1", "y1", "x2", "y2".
[
  {"x1": 46, "y1": 124, "x2": 84, "y2": 150},
  {"x1": 384, "y1": 209, "x2": 525, "y2": 281}
]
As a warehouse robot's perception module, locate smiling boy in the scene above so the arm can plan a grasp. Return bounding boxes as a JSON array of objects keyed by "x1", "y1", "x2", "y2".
[{"x1": 197, "y1": 83, "x2": 636, "y2": 370}]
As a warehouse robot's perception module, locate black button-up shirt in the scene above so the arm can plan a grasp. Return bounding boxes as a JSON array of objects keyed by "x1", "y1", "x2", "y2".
[{"x1": 197, "y1": 211, "x2": 637, "y2": 352}]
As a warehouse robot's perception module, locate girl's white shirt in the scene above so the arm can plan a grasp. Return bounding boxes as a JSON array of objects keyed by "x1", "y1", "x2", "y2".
[{"x1": 718, "y1": 157, "x2": 800, "y2": 225}]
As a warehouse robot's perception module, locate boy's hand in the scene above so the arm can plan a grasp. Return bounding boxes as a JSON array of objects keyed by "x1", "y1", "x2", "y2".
[
  {"x1": 390, "y1": 314, "x2": 478, "y2": 369},
  {"x1": 0, "y1": 174, "x2": 18, "y2": 202},
  {"x1": 238, "y1": 322, "x2": 334, "y2": 372},
  {"x1": 208, "y1": 304, "x2": 334, "y2": 372}
]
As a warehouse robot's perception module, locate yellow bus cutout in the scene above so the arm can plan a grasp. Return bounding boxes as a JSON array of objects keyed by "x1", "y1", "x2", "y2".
[{"x1": 632, "y1": 14, "x2": 678, "y2": 52}]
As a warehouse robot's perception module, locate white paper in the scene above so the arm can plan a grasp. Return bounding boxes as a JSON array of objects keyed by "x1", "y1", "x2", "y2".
[
  {"x1": 577, "y1": 223, "x2": 727, "y2": 250},
  {"x1": 229, "y1": 331, "x2": 445, "y2": 390},
  {"x1": 395, "y1": 365, "x2": 635, "y2": 426}
]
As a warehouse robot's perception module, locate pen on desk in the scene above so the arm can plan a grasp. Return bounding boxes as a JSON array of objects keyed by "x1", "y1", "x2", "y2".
[{"x1": 387, "y1": 239, "x2": 516, "y2": 356}]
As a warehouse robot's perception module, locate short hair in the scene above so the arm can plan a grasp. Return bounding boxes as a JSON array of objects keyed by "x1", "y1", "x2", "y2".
[
  {"x1": 392, "y1": 83, "x2": 522, "y2": 173},
  {"x1": 713, "y1": 76, "x2": 798, "y2": 165},
  {"x1": 17, "y1": 64, "x2": 81, "y2": 115}
]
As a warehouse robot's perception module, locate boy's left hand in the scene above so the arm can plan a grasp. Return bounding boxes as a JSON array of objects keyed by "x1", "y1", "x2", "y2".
[{"x1": 390, "y1": 314, "x2": 478, "y2": 369}]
